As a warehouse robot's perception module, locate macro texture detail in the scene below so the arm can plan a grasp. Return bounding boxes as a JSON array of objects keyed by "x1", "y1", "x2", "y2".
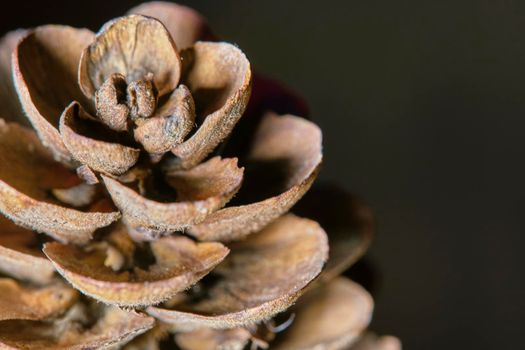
[{"x1": 0, "y1": 1, "x2": 399, "y2": 349}]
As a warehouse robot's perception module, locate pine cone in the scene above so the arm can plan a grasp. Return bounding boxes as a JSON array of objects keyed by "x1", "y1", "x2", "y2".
[{"x1": 0, "y1": 2, "x2": 399, "y2": 349}]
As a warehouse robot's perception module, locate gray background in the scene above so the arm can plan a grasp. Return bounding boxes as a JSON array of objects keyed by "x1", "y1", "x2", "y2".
[{"x1": 1, "y1": 1, "x2": 523, "y2": 348}]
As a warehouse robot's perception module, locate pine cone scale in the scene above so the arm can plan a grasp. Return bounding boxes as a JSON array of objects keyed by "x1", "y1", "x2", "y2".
[
  {"x1": 43, "y1": 236, "x2": 229, "y2": 307},
  {"x1": 0, "y1": 30, "x2": 27, "y2": 126},
  {"x1": 0, "y1": 120, "x2": 120, "y2": 243},
  {"x1": 188, "y1": 113, "x2": 322, "y2": 242},
  {"x1": 60, "y1": 102, "x2": 142, "y2": 176},
  {"x1": 146, "y1": 214, "x2": 328, "y2": 331},
  {"x1": 13, "y1": 25, "x2": 95, "y2": 166},
  {"x1": 0, "y1": 217, "x2": 55, "y2": 284}
]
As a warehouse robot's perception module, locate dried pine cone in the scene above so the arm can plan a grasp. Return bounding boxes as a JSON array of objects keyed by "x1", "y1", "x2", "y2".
[{"x1": 0, "y1": 2, "x2": 399, "y2": 349}]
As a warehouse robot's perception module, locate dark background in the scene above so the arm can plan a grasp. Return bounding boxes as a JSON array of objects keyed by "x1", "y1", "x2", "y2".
[{"x1": 1, "y1": 1, "x2": 523, "y2": 348}]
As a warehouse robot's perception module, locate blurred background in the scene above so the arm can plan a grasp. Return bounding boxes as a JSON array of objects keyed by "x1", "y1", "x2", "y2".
[{"x1": 1, "y1": 1, "x2": 523, "y2": 348}]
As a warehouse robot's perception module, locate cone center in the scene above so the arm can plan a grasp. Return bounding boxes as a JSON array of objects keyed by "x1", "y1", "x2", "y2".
[{"x1": 94, "y1": 73, "x2": 159, "y2": 131}]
